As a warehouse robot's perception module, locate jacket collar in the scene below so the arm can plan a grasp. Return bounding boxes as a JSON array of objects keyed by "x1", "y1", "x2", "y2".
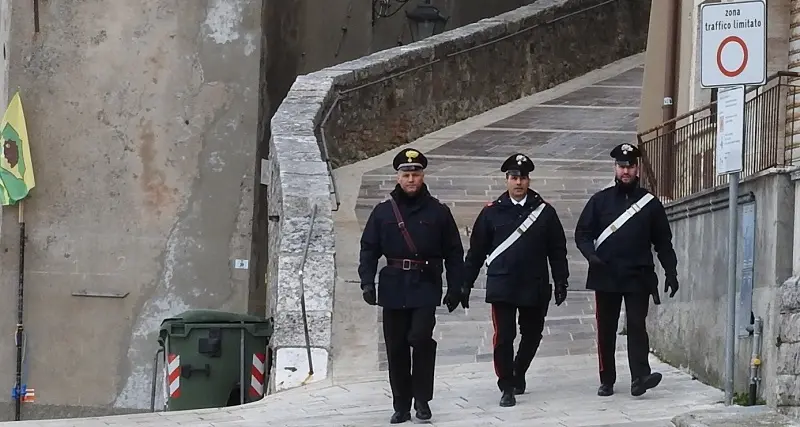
[
  {"x1": 495, "y1": 189, "x2": 543, "y2": 208},
  {"x1": 390, "y1": 183, "x2": 432, "y2": 206}
]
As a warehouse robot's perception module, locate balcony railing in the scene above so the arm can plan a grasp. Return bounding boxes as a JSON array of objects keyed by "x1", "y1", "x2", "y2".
[{"x1": 637, "y1": 71, "x2": 800, "y2": 202}]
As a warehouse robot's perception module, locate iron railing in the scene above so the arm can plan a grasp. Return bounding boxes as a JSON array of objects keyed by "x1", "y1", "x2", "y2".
[{"x1": 637, "y1": 71, "x2": 800, "y2": 202}]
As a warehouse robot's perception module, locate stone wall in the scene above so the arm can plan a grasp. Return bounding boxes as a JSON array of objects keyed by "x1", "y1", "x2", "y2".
[
  {"x1": 646, "y1": 170, "x2": 796, "y2": 408},
  {"x1": 774, "y1": 168, "x2": 800, "y2": 417},
  {"x1": 267, "y1": 0, "x2": 652, "y2": 391},
  {"x1": 324, "y1": 0, "x2": 652, "y2": 168}
]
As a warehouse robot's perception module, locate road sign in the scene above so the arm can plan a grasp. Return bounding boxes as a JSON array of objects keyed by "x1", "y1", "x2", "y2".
[
  {"x1": 700, "y1": 0, "x2": 766, "y2": 88},
  {"x1": 716, "y1": 85, "x2": 744, "y2": 174}
]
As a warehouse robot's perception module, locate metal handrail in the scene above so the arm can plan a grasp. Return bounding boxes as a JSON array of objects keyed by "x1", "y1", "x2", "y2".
[
  {"x1": 316, "y1": 0, "x2": 626, "y2": 209},
  {"x1": 637, "y1": 71, "x2": 800, "y2": 200},
  {"x1": 297, "y1": 203, "x2": 318, "y2": 384},
  {"x1": 637, "y1": 71, "x2": 800, "y2": 137}
]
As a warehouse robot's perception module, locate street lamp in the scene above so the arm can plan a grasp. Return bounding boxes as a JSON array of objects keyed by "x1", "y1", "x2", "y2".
[{"x1": 405, "y1": 0, "x2": 448, "y2": 41}]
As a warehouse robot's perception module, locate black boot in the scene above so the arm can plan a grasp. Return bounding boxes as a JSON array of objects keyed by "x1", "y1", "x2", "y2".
[
  {"x1": 390, "y1": 410, "x2": 411, "y2": 424},
  {"x1": 414, "y1": 400, "x2": 432, "y2": 420},
  {"x1": 499, "y1": 390, "x2": 516, "y2": 407},
  {"x1": 631, "y1": 372, "x2": 662, "y2": 396},
  {"x1": 597, "y1": 383, "x2": 614, "y2": 397}
]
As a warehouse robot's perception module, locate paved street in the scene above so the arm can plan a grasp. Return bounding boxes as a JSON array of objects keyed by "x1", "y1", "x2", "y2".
[
  {"x1": 0, "y1": 355, "x2": 722, "y2": 426},
  {"x1": 0, "y1": 53, "x2": 726, "y2": 427}
]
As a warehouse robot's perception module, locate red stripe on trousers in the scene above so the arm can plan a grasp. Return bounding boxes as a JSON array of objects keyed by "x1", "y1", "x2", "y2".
[
  {"x1": 491, "y1": 304, "x2": 500, "y2": 378},
  {"x1": 594, "y1": 293, "x2": 604, "y2": 373}
]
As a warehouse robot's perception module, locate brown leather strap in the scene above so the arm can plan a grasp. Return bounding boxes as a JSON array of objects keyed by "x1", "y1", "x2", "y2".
[
  {"x1": 386, "y1": 258, "x2": 426, "y2": 270},
  {"x1": 389, "y1": 198, "x2": 418, "y2": 254}
]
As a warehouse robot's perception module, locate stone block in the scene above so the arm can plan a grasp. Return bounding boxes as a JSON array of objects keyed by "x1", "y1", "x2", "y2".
[
  {"x1": 779, "y1": 276, "x2": 800, "y2": 313},
  {"x1": 775, "y1": 342, "x2": 800, "y2": 375},
  {"x1": 277, "y1": 159, "x2": 329, "y2": 177},
  {"x1": 270, "y1": 135, "x2": 324, "y2": 162},
  {"x1": 774, "y1": 374, "x2": 800, "y2": 406},
  {"x1": 270, "y1": 101, "x2": 325, "y2": 131},
  {"x1": 271, "y1": 310, "x2": 333, "y2": 348},
  {"x1": 307, "y1": 68, "x2": 358, "y2": 86},
  {"x1": 278, "y1": 214, "x2": 335, "y2": 253},
  {"x1": 288, "y1": 74, "x2": 335, "y2": 94},
  {"x1": 274, "y1": 252, "x2": 335, "y2": 313},
  {"x1": 273, "y1": 347, "x2": 330, "y2": 391},
  {"x1": 779, "y1": 312, "x2": 800, "y2": 344}
]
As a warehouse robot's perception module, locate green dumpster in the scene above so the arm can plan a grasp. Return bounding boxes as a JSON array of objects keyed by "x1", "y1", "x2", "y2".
[{"x1": 158, "y1": 309, "x2": 274, "y2": 411}]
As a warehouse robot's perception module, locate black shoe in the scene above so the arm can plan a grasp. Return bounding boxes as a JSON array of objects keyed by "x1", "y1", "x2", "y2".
[
  {"x1": 631, "y1": 372, "x2": 662, "y2": 397},
  {"x1": 390, "y1": 410, "x2": 411, "y2": 424},
  {"x1": 499, "y1": 390, "x2": 516, "y2": 407},
  {"x1": 414, "y1": 400, "x2": 432, "y2": 420},
  {"x1": 597, "y1": 384, "x2": 614, "y2": 397}
]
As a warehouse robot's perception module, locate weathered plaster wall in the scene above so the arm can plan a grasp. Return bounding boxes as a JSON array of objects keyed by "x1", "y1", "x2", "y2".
[
  {"x1": 267, "y1": 0, "x2": 651, "y2": 392},
  {"x1": 0, "y1": 0, "x2": 260, "y2": 419},
  {"x1": 0, "y1": 0, "x2": 9, "y2": 111}
]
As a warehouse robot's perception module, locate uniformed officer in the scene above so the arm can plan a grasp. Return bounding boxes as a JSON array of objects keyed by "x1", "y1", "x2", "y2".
[
  {"x1": 463, "y1": 153, "x2": 570, "y2": 408},
  {"x1": 358, "y1": 147, "x2": 468, "y2": 424},
  {"x1": 574, "y1": 143, "x2": 679, "y2": 398}
]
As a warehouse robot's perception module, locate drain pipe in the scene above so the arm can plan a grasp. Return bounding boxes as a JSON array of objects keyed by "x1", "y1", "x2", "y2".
[
  {"x1": 786, "y1": 0, "x2": 800, "y2": 164},
  {"x1": 657, "y1": 0, "x2": 680, "y2": 198},
  {"x1": 746, "y1": 317, "x2": 763, "y2": 406}
]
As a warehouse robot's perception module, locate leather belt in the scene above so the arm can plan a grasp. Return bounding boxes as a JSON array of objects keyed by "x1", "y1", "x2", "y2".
[{"x1": 387, "y1": 258, "x2": 429, "y2": 271}]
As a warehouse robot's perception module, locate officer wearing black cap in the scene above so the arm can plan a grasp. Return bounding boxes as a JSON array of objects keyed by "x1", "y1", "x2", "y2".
[
  {"x1": 574, "y1": 143, "x2": 679, "y2": 398},
  {"x1": 358, "y1": 147, "x2": 468, "y2": 424},
  {"x1": 463, "y1": 153, "x2": 570, "y2": 408}
]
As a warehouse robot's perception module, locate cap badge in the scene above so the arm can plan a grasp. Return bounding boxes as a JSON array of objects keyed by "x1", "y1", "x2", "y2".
[
  {"x1": 406, "y1": 150, "x2": 419, "y2": 163},
  {"x1": 515, "y1": 154, "x2": 526, "y2": 165},
  {"x1": 621, "y1": 143, "x2": 633, "y2": 154}
]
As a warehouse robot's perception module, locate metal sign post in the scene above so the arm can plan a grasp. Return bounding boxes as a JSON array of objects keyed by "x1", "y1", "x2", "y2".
[
  {"x1": 700, "y1": 0, "x2": 766, "y2": 406},
  {"x1": 715, "y1": 85, "x2": 745, "y2": 407}
]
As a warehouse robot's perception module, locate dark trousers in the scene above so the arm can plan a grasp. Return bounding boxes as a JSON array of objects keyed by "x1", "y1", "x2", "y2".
[
  {"x1": 490, "y1": 302, "x2": 548, "y2": 392},
  {"x1": 383, "y1": 306, "x2": 437, "y2": 412},
  {"x1": 594, "y1": 291, "x2": 652, "y2": 385}
]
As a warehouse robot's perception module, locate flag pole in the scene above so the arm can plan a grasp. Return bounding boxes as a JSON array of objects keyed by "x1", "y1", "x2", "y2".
[{"x1": 14, "y1": 200, "x2": 24, "y2": 420}]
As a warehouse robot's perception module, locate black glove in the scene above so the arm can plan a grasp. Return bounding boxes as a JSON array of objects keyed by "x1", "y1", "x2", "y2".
[
  {"x1": 460, "y1": 286, "x2": 471, "y2": 309},
  {"x1": 361, "y1": 284, "x2": 377, "y2": 306},
  {"x1": 554, "y1": 282, "x2": 568, "y2": 306},
  {"x1": 664, "y1": 275, "x2": 679, "y2": 298},
  {"x1": 442, "y1": 288, "x2": 461, "y2": 313}
]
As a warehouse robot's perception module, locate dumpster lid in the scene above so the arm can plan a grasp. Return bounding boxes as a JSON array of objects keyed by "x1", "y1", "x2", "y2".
[{"x1": 160, "y1": 309, "x2": 267, "y2": 326}]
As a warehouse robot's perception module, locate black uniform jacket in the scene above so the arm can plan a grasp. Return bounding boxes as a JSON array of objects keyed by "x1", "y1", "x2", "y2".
[
  {"x1": 574, "y1": 184, "x2": 678, "y2": 293},
  {"x1": 358, "y1": 184, "x2": 465, "y2": 309},
  {"x1": 463, "y1": 189, "x2": 569, "y2": 307}
]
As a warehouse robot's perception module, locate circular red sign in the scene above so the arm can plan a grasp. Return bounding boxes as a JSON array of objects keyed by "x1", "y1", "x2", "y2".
[{"x1": 716, "y1": 35, "x2": 749, "y2": 78}]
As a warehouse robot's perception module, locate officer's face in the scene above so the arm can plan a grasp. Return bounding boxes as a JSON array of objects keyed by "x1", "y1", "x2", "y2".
[
  {"x1": 506, "y1": 174, "x2": 529, "y2": 198},
  {"x1": 615, "y1": 163, "x2": 638, "y2": 183},
  {"x1": 397, "y1": 170, "x2": 424, "y2": 194}
]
